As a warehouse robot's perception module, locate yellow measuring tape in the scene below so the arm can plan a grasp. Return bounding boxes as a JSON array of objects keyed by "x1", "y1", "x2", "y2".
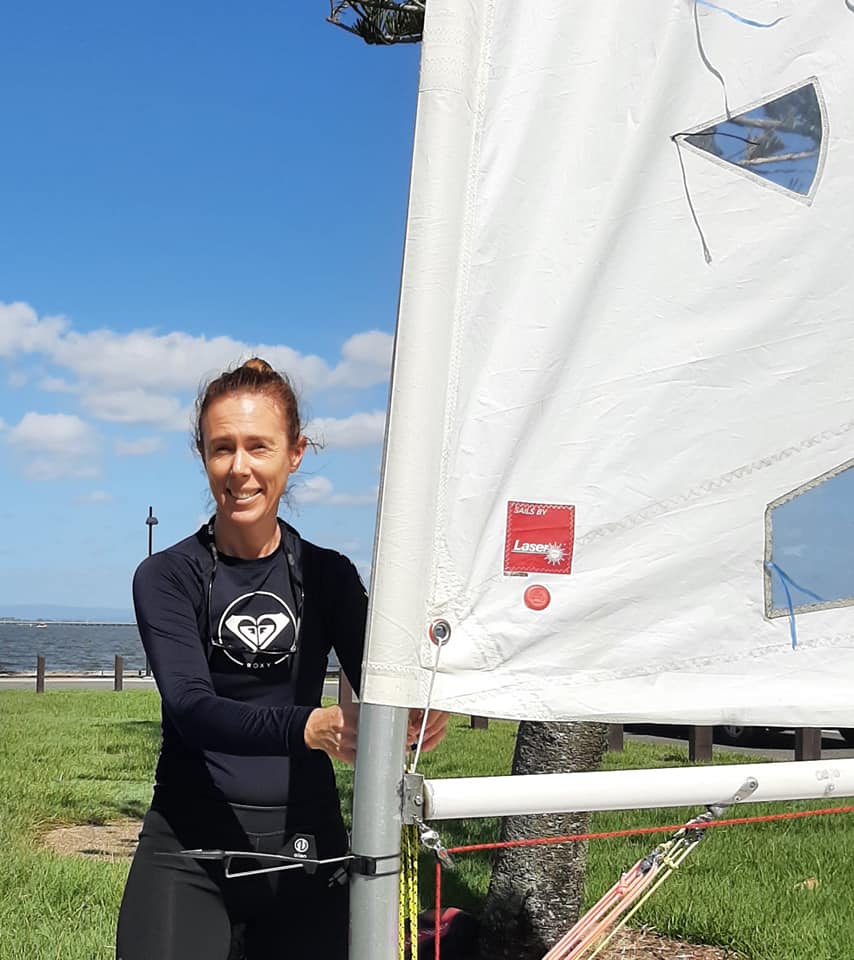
[{"x1": 398, "y1": 823, "x2": 420, "y2": 960}]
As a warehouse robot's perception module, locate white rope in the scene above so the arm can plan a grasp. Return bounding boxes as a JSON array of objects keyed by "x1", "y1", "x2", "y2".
[{"x1": 409, "y1": 636, "x2": 444, "y2": 774}]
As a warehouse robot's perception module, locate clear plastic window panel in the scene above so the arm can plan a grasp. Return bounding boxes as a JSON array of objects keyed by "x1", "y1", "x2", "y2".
[
  {"x1": 685, "y1": 82, "x2": 823, "y2": 198},
  {"x1": 765, "y1": 461, "x2": 854, "y2": 617}
]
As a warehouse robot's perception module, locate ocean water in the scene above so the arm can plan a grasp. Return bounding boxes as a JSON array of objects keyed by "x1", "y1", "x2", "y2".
[
  {"x1": 0, "y1": 621, "x2": 145, "y2": 673},
  {"x1": 0, "y1": 621, "x2": 342, "y2": 674}
]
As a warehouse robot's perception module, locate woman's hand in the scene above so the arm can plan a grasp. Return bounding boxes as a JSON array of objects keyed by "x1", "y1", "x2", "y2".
[
  {"x1": 407, "y1": 709, "x2": 450, "y2": 754},
  {"x1": 304, "y1": 702, "x2": 360, "y2": 765},
  {"x1": 304, "y1": 704, "x2": 449, "y2": 765}
]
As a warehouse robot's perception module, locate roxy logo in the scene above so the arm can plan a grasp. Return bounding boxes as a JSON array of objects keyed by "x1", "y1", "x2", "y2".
[
  {"x1": 225, "y1": 612, "x2": 291, "y2": 652},
  {"x1": 511, "y1": 540, "x2": 567, "y2": 566},
  {"x1": 213, "y1": 590, "x2": 298, "y2": 668}
]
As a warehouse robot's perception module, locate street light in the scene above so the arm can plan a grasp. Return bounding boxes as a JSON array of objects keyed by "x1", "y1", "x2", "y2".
[
  {"x1": 146, "y1": 505, "x2": 159, "y2": 557},
  {"x1": 144, "y1": 506, "x2": 159, "y2": 676}
]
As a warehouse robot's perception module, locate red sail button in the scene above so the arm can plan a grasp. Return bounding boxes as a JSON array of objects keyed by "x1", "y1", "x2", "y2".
[{"x1": 524, "y1": 585, "x2": 551, "y2": 611}]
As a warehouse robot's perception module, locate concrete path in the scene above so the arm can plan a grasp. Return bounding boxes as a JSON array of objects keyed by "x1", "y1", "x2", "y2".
[{"x1": 0, "y1": 674, "x2": 342, "y2": 699}]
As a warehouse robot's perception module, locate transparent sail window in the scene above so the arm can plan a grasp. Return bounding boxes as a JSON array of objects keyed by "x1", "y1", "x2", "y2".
[
  {"x1": 684, "y1": 80, "x2": 825, "y2": 199},
  {"x1": 765, "y1": 461, "x2": 854, "y2": 618}
]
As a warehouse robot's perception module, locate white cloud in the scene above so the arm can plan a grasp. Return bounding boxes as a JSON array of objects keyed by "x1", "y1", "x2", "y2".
[
  {"x1": 53, "y1": 329, "x2": 298, "y2": 393},
  {"x1": 0, "y1": 302, "x2": 69, "y2": 357},
  {"x1": 0, "y1": 301, "x2": 394, "y2": 432},
  {"x1": 8, "y1": 411, "x2": 96, "y2": 451},
  {"x1": 292, "y1": 476, "x2": 334, "y2": 504},
  {"x1": 76, "y1": 490, "x2": 113, "y2": 504},
  {"x1": 0, "y1": 418, "x2": 5, "y2": 431},
  {"x1": 0, "y1": 301, "x2": 389, "y2": 394},
  {"x1": 39, "y1": 376, "x2": 73, "y2": 393},
  {"x1": 327, "y1": 331, "x2": 394, "y2": 389},
  {"x1": 331, "y1": 489, "x2": 379, "y2": 506},
  {"x1": 114, "y1": 436, "x2": 164, "y2": 457},
  {"x1": 290, "y1": 475, "x2": 377, "y2": 507},
  {"x1": 82, "y1": 389, "x2": 188, "y2": 429},
  {"x1": 306, "y1": 410, "x2": 386, "y2": 449},
  {"x1": 6, "y1": 411, "x2": 99, "y2": 480}
]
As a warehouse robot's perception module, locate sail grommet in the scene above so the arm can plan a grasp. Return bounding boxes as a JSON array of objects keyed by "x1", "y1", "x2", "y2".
[{"x1": 429, "y1": 619, "x2": 452, "y2": 646}]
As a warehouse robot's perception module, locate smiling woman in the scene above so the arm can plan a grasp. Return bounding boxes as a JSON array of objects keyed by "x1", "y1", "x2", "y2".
[
  {"x1": 116, "y1": 356, "x2": 449, "y2": 960},
  {"x1": 196, "y1": 359, "x2": 307, "y2": 557}
]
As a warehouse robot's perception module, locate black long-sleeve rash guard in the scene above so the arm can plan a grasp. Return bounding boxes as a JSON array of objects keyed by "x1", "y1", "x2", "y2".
[{"x1": 133, "y1": 520, "x2": 367, "y2": 807}]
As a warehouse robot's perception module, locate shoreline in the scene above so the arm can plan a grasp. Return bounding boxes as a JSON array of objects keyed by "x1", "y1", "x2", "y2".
[
  {"x1": 0, "y1": 674, "x2": 157, "y2": 691},
  {"x1": 0, "y1": 671, "x2": 342, "y2": 695},
  {"x1": 0, "y1": 667, "x2": 341, "y2": 678},
  {"x1": 0, "y1": 670, "x2": 150, "y2": 678}
]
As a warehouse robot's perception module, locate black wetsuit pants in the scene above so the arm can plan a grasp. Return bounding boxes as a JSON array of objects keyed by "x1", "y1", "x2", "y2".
[{"x1": 116, "y1": 798, "x2": 349, "y2": 960}]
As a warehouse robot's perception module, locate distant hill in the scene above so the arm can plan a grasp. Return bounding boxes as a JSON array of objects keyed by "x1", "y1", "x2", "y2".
[{"x1": 0, "y1": 603, "x2": 135, "y2": 623}]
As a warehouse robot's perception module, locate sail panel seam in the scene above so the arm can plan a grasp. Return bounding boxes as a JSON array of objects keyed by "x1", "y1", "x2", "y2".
[
  {"x1": 429, "y1": 0, "x2": 497, "y2": 611},
  {"x1": 579, "y1": 419, "x2": 854, "y2": 548}
]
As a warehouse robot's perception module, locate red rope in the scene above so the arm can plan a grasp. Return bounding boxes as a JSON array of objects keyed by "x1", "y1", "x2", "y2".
[
  {"x1": 428, "y1": 805, "x2": 854, "y2": 959},
  {"x1": 434, "y1": 861, "x2": 442, "y2": 960},
  {"x1": 446, "y1": 803, "x2": 854, "y2": 855}
]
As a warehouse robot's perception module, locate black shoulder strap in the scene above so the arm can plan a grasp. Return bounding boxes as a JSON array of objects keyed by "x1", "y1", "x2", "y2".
[{"x1": 201, "y1": 518, "x2": 218, "y2": 666}]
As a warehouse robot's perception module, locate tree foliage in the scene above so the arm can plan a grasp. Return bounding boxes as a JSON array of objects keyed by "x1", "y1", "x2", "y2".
[{"x1": 327, "y1": 1, "x2": 425, "y2": 44}]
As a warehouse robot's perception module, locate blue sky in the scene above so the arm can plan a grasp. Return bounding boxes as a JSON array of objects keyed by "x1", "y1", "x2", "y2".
[{"x1": 0, "y1": 2, "x2": 420, "y2": 614}]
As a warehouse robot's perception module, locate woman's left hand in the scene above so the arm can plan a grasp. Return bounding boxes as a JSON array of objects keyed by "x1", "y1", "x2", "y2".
[
  {"x1": 317, "y1": 704, "x2": 448, "y2": 764},
  {"x1": 304, "y1": 701, "x2": 360, "y2": 765},
  {"x1": 407, "y1": 709, "x2": 450, "y2": 754}
]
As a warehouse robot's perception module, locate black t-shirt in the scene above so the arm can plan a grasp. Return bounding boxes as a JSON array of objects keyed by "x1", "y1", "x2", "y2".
[
  {"x1": 133, "y1": 520, "x2": 366, "y2": 809},
  {"x1": 208, "y1": 547, "x2": 300, "y2": 671}
]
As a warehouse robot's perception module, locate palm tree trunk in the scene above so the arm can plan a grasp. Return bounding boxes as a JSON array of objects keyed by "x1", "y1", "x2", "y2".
[{"x1": 477, "y1": 721, "x2": 608, "y2": 960}]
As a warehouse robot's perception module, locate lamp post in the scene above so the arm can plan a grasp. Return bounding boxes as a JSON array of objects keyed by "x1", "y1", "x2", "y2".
[
  {"x1": 144, "y1": 506, "x2": 159, "y2": 676},
  {"x1": 146, "y1": 505, "x2": 159, "y2": 557}
]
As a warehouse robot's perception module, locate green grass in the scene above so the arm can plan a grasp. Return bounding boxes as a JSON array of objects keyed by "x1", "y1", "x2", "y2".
[
  {"x1": 586, "y1": 745, "x2": 852, "y2": 960},
  {"x1": 0, "y1": 691, "x2": 159, "y2": 960},
  {"x1": 1, "y1": 692, "x2": 852, "y2": 960}
]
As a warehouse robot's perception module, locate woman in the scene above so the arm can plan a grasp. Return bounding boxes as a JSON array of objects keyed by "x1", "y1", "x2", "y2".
[{"x1": 117, "y1": 358, "x2": 446, "y2": 960}]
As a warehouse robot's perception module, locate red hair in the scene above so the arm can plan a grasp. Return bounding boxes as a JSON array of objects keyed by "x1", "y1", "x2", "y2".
[{"x1": 194, "y1": 358, "x2": 304, "y2": 456}]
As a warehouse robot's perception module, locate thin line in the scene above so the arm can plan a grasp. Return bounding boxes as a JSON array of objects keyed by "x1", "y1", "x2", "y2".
[
  {"x1": 696, "y1": 0, "x2": 785, "y2": 28},
  {"x1": 410, "y1": 638, "x2": 444, "y2": 774},
  {"x1": 777, "y1": 568, "x2": 798, "y2": 648},
  {"x1": 447, "y1": 805, "x2": 854, "y2": 855},
  {"x1": 673, "y1": 136, "x2": 712, "y2": 264},
  {"x1": 766, "y1": 562, "x2": 824, "y2": 606},
  {"x1": 766, "y1": 561, "x2": 825, "y2": 649},
  {"x1": 693, "y1": 0, "x2": 730, "y2": 118}
]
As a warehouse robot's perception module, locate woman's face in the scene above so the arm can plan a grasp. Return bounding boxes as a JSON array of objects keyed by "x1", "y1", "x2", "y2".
[{"x1": 201, "y1": 391, "x2": 305, "y2": 531}]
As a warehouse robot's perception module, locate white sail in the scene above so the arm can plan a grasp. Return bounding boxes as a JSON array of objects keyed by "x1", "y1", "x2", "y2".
[{"x1": 362, "y1": 0, "x2": 854, "y2": 725}]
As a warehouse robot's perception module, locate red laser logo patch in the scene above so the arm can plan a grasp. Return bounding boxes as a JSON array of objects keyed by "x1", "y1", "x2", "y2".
[{"x1": 504, "y1": 501, "x2": 575, "y2": 576}]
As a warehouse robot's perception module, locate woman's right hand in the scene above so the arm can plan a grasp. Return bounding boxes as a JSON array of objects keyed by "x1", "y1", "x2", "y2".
[{"x1": 304, "y1": 702, "x2": 359, "y2": 764}]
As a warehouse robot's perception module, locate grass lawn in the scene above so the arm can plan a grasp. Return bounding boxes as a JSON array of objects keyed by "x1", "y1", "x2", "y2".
[{"x1": 0, "y1": 690, "x2": 851, "y2": 960}]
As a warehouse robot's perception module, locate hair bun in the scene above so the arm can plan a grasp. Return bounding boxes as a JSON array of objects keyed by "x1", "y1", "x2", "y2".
[
  {"x1": 195, "y1": 356, "x2": 308, "y2": 454},
  {"x1": 242, "y1": 357, "x2": 275, "y2": 375}
]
